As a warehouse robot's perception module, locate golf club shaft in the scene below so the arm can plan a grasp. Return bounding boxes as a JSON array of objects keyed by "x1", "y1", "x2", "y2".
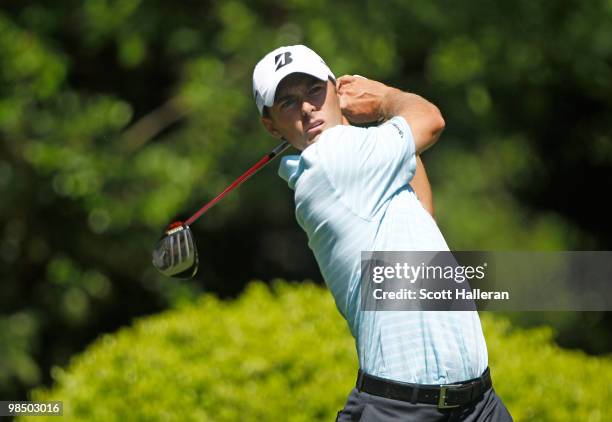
[{"x1": 184, "y1": 141, "x2": 290, "y2": 226}]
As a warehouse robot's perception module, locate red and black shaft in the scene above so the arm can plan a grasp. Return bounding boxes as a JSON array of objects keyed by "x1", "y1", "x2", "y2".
[{"x1": 183, "y1": 141, "x2": 290, "y2": 227}]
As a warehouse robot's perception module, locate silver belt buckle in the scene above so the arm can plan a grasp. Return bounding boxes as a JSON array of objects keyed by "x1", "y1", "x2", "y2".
[{"x1": 438, "y1": 385, "x2": 461, "y2": 409}]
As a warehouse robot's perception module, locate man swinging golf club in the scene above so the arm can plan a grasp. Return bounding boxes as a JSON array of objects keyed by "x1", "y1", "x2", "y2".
[{"x1": 253, "y1": 45, "x2": 513, "y2": 421}]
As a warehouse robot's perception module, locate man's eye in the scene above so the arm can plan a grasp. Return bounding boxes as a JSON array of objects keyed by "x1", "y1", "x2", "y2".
[{"x1": 280, "y1": 99, "x2": 294, "y2": 110}]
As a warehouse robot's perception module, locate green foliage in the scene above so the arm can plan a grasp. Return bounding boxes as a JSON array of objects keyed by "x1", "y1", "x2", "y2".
[{"x1": 21, "y1": 282, "x2": 612, "y2": 421}]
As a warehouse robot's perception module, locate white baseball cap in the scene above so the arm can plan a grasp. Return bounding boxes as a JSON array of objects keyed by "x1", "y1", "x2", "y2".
[{"x1": 252, "y1": 45, "x2": 336, "y2": 115}]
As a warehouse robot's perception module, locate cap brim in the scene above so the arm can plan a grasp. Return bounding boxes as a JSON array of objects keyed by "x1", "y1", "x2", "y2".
[{"x1": 262, "y1": 64, "x2": 333, "y2": 109}]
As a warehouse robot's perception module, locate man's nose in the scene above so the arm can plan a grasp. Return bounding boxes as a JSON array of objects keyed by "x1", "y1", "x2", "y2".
[{"x1": 301, "y1": 100, "x2": 316, "y2": 116}]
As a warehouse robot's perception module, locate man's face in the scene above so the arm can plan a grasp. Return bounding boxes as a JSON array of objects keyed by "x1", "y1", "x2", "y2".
[{"x1": 261, "y1": 73, "x2": 346, "y2": 151}]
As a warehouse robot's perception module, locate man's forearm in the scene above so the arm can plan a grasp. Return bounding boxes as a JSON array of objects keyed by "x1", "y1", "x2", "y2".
[
  {"x1": 381, "y1": 88, "x2": 445, "y2": 154},
  {"x1": 337, "y1": 75, "x2": 445, "y2": 153}
]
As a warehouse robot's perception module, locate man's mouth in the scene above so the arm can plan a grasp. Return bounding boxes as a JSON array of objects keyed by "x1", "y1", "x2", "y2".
[{"x1": 306, "y1": 120, "x2": 324, "y2": 138}]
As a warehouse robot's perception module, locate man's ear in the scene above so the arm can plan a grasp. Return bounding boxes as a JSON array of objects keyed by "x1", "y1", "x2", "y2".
[{"x1": 261, "y1": 116, "x2": 282, "y2": 139}]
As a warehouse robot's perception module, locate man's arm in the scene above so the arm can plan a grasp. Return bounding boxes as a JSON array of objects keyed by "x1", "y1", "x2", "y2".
[
  {"x1": 337, "y1": 75, "x2": 445, "y2": 153},
  {"x1": 411, "y1": 156, "x2": 435, "y2": 217},
  {"x1": 337, "y1": 75, "x2": 439, "y2": 216}
]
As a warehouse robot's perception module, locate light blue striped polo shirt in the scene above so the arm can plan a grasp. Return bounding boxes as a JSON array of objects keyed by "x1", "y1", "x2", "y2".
[{"x1": 278, "y1": 116, "x2": 488, "y2": 384}]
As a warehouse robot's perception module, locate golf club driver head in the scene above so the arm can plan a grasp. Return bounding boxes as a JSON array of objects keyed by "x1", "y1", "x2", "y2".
[{"x1": 152, "y1": 222, "x2": 199, "y2": 278}]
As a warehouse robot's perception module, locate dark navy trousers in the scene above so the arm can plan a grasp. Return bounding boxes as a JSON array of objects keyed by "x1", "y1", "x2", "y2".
[{"x1": 335, "y1": 386, "x2": 513, "y2": 421}]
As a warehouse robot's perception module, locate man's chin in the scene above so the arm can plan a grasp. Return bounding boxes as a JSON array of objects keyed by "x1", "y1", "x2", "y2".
[
  {"x1": 307, "y1": 128, "x2": 327, "y2": 144},
  {"x1": 309, "y1": 133, "x2": 322, "y2": 144}
]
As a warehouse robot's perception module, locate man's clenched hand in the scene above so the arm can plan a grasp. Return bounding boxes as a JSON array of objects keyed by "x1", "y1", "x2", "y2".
[
  {"x1": 338, "y1": 74, "x2": 445, "y2": 154},
  {"x1": 337, "y1": 75, "x2": 391, "y2": 124}
]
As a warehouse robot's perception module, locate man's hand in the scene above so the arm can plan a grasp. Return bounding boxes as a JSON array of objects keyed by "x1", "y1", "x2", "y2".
[
  {"x1": 337, "y1": 74, "x2": 445, "y2": 154},
  {"x1": 337, "y1": 75, "x2": 390, "y2": 124}
]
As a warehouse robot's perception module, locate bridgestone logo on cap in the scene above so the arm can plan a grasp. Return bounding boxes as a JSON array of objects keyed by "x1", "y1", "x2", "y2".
[{"x1": 275, "y1": 52, "x2": 293, "y2": 71}]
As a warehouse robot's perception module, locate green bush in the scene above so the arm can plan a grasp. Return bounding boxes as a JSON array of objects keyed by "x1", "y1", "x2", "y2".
[{"x1": 22, "y1": 282, "x2": 611, "y2": 421}]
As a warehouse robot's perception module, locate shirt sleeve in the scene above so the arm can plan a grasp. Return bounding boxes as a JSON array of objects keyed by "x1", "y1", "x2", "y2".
[{"x1": 315, "y1": 116, "x2": 417, "y2": 220}]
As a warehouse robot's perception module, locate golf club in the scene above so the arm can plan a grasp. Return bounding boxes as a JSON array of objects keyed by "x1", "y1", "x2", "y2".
[{"x1": 152, "y1": 140, "x2": 290, "y2": 278}]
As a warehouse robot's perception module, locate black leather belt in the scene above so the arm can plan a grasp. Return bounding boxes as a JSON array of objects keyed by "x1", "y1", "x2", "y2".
[{"x1": 356, "y1": 367, "x2": 492, "y2": 409}]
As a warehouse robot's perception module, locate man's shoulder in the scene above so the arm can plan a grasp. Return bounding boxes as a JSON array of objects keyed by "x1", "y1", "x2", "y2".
[
  {"x1": 277, "y1": 124, "x2": 376, "y2": 187},
  {"x1": 320, "y1": 123, "x2": 370, "y2": 141},
  {"x1": 313, "y1": 123, "x2": 373, "y2": 153},
  {"x1": 314, "y1": 118, "x2": 411, "y2": 153}
]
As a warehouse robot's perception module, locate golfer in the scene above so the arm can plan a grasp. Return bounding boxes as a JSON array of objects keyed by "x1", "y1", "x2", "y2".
[{"x1": 253, "y1": 45, "x2": 512, "y2": 421}]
